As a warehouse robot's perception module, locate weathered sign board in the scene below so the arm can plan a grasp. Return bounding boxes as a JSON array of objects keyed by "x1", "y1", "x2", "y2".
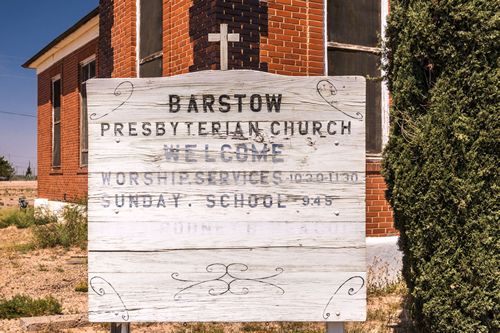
[{"x1": 87, "y1": 70, "x2": 366, "y2": 322}]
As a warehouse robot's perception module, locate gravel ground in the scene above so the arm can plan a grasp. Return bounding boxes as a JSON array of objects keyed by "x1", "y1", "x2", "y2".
[
  {"x1": 0, "y1": 182, "x2": 405, "y2": 332},
  {"x1": 0, "y1": 226, "x2": 325, "y2": 332},
  {"x1": 0, "y1": 229, "x2": 404, "y2": 333},
  {"x1": 0, "y1": 227, "x2": 31, "y2": 251},
  {"x1": 0, "y1": 238, "x2": 87, "y2": 332}
]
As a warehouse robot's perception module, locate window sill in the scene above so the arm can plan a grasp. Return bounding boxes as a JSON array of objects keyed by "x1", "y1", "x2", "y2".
[
  {"x1": 366, "y1": 153, "x2": 382, "y2": 161},
  {"x1": 77, "y1": 167, "x2": 88, "y2": 175},
  {"x1": 49, "y1": 169, "x2": 63, "y2": 175}
]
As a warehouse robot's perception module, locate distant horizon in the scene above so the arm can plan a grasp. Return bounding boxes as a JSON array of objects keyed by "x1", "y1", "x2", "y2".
[
  {"x1": 0, "y1": 1, "x2": 99, "y2": 176},
  {"x1": 0, "y1": 154, "x2": 34, "y2": 177}
]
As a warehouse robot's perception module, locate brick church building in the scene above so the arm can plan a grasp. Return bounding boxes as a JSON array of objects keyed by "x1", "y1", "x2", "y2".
[{"x1": 23, "y1": 0, "x2": 396, "y2": 237}]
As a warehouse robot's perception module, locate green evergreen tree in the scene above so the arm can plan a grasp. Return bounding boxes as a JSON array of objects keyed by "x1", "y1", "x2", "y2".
[
  {"x1": 0, "y1": 156, "x2": 15, "y2": 180},
  {"x1": 382, "y1": 1, "x2": 499, "y2": 332}
]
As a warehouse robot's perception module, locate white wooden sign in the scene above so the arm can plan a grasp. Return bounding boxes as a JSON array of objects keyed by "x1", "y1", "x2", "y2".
[{"x1": 87, "y1": 70, "x2": 366, "y2": 323}]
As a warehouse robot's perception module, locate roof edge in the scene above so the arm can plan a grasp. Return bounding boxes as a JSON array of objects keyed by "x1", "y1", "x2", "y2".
[{"x1": 22, "y1": 7, "x2": 99, "y2": 69}]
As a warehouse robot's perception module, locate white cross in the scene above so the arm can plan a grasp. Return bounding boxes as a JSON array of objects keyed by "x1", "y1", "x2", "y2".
[{"x1": 208, "y1": 23, "x2": 240, "y2": 71}]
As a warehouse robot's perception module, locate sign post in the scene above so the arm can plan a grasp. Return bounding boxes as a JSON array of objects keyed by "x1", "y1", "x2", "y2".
[
  {"x1": 110, "y1": 323, "x2": 130, "y2": 333},
  {"x1": 87, "y1": 70, "x2": 366, "y2": 326},
  {"x1": 326, "y1": 322, "x2": 345, "y2": 333}
]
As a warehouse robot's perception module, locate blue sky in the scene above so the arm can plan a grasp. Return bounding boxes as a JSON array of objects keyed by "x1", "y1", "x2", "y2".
[{"x1": 0, "y1": 1, "x2": 98, "y2": 175}]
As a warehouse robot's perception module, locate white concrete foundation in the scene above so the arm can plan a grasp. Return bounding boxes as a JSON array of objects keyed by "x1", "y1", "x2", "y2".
[
  {"x1": 34, "y1": 198, "x2": 69, "y2": 222},
  {"x1": 366, "y1": 236, "x2": 402, "y2": 286}
]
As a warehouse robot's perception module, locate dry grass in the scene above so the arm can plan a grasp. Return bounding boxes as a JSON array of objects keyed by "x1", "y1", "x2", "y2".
[
  {"x1": 0, "y1": 181, "x2": 415, "y2": 332},
  {"x1": 344, "y1": 258, "x2": 416, "y2": 333}
]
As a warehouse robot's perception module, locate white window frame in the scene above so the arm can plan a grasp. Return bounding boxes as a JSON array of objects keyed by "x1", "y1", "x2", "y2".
[
  {"x1": 381, "y1": 0, "x2": 390, "y2": 149},
  {"x1": 80, "y1": 55, "x2": 96, "y2": 67},
  {"x1": 51, "y1": 74, "x2": 61, "y2": 168},
  {"x1": 79, "y1": 55, "x2": 96, "y2": 167},
  {"x1": 323, "y1": 0, "x2": 390, "y2": 156}
]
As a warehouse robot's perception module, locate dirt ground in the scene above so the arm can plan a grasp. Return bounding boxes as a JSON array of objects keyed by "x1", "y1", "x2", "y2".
[
  {"x1": 0, "y1": 182, "x2": 408, "y2": 333},
  {"x1": 0, "y1": 181, "x2": 37, "y2": 208}
]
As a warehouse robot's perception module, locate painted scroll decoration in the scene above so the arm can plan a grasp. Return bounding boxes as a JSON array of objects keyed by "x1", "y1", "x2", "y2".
[
  {"x1": 317, "y1": 79, "x2": 363, "y2": 120},
  {"x1": 322, "y1": 276, "x2": 365, "y2": 319},
  {"x1": 171, "y1": 263, "x2": 285, "y2": 300},
  {"x1": 90, "y1": 276, "x2": 130, "y2": 321},
  {"x1": 89, "y1": 81, "x2": 134, "y2": 120}
]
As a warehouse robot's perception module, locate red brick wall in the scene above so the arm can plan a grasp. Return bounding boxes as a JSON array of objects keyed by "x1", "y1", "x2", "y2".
[
  {"x1": 366, "y1": 160, "x2": 397, "y2": 236},
  {"x1": 163, "y1": 0, "x2": 193, "y2": 76},
  {"x1": 37, "y1": 39, "x2": 98, "y2": 202},
  {"x1": 261, "y1": 0, "x2": 324, "y2": 76},
  {"x1": 99, "y1": 0, "x2": 137, "y2": 78},
  {"x1": 36, "y1": 0, "x2": 397, "y2": 236},
  {"x1": 161, "y1": 0, "x2": 325, "y2": 76}
]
